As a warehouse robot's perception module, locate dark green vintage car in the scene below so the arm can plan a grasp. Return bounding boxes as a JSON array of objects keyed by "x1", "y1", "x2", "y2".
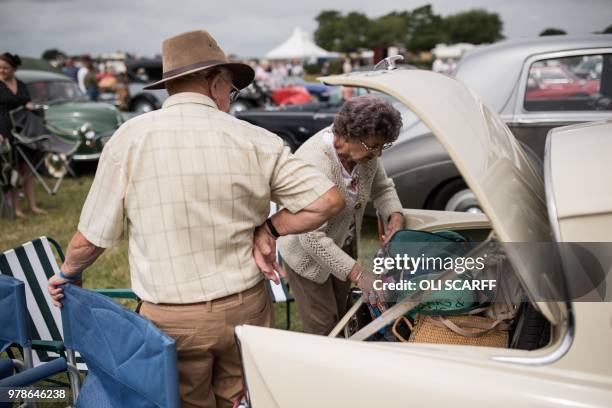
[{"x1": 15, "y1": 69, "x2": 130, "y2": 163}]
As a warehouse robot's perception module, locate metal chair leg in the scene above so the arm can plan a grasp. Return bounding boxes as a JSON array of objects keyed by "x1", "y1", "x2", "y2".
[
  {"x1": 16, "y1": 148, "x2": 53, "y2": 195},
  {"x1": 65, "y1": 349, "x2": 80, "y2": 404}
]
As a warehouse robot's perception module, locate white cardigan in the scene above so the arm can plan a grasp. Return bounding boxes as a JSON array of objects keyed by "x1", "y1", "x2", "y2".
[{"x1": 278, "y1": 128, "x2": 403, "y2": 283}]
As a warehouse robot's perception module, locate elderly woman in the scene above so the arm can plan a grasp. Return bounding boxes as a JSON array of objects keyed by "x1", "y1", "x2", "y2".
[{"x1": 278, "y1": 95, "x2": 405, "y2": 335}]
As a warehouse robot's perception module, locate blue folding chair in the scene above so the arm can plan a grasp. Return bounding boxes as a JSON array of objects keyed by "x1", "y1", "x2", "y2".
[
  {"x1": 0, "y1": 236, "x2": 138, "y2": 371},
  {"x1": 60, "y1": 284, "x2": 180, "y2": 407},
  {"x1": 0, "y1": 274, "x2": 79, "y2": 405}
]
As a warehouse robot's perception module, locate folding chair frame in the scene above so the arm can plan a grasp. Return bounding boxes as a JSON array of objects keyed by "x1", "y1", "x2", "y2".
[
  {"x1": 9, "y1": 106, "x2": 81, "y2": 196},
  {"x1": 0, "y1": 237, "x2": 138, "y2": 374},
  {"x1": 0, "y1": 274, "x2": 80, "y2": 406}
]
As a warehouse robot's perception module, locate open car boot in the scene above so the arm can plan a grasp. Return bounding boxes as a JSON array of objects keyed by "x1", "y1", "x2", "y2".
[{"x1": 330, "y1": 229, "x2": 550, "y2": 351}]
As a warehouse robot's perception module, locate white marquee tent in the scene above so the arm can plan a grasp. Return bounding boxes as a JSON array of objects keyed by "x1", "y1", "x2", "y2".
[{"x1": 266, "y1": 27, "x2": 338, "y2": 60}]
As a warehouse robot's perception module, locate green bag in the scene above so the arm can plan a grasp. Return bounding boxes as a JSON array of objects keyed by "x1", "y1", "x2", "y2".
[{"x1": 379, "y1": 229, "x2": 492, "y2": 318}]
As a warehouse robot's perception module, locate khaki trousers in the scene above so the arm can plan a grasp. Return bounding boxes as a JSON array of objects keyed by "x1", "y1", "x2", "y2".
[
  {"x1": 287, "y1": 265, "x2": 352, "y2": 336},
  {"x1": 140, "y1": 280, "x2": 273, "y2": 408}
]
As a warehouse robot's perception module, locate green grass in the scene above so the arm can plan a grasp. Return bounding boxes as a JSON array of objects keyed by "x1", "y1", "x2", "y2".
[{"x1": 0, "y1": 174, "x2": 382, "y2": 330}]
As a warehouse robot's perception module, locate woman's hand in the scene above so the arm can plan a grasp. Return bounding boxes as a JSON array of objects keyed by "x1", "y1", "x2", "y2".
[
  {"x1": 348, "y1": 262, "x2": 385, "y2": 303},
  {"x1": 25, "y1": 102, "x2": 34, "y2": 110},
  {"x1": 382, "y1": 212, "x2": 404, "y2": 246}
]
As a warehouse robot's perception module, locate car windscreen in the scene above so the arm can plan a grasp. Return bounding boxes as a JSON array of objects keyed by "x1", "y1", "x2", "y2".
[{"x1": 27, "y1": 80, "x2": 88, "y2": 104}]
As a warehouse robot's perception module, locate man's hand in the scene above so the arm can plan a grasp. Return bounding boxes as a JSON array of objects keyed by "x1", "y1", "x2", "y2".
[
  {"x1": 252, "y1": 223, "x2": 285, "y2": 284},
  {"x1": 46, "y1": 231, "x2": 101, "y2": 308},
  {"x1": 382, "y1": 212, "x2": 404, "y2": 246},
  {"x1": 47, "y1": 271, "x2": 82, "y2": 308}
]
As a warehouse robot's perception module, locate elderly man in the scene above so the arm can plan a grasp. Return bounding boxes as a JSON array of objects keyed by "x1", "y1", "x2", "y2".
[{"x1": 48, "y1": 30, "x2": 344, "y2": 408}]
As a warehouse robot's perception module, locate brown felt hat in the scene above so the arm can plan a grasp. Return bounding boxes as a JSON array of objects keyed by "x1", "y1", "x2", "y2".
[{"x1": 143, "y1": 30, "x2": 254, "y2": 90}]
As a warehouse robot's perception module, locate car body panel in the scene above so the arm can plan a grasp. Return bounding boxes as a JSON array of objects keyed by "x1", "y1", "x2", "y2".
[
  {"x1": 44, "y1": 102, "x2": 121, "y2": 134},
  {"x1": 236, "y1": 102, "x2": 338, "y2": 150},
  {"x1": 402, "y1": 208, "x2": 490, "y2": 232},
  {"x1": 545, "y1": 120, "x2": 612, "y2": 242},
  {"x1": 238, "y1": 324, "x2": 612, "y2": 408}
]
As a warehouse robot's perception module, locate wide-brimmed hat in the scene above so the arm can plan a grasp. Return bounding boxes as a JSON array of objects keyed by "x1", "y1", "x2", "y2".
[{"x1": 143, "y1": 30, "x2": 254, "y2": 90}]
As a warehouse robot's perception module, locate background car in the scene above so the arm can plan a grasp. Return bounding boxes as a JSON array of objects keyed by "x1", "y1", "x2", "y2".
[
  {"x1": 237, "y1": 100, "x2": 339, "y2": 151},
  {"x1": 237, "y1": 35, "x2": 612, "y2": 212},
  {"x1": 269, "y1": 78, "x2": 312, "y2": 106},
  {"x1": 235, "y1": 68, "x2": 612, "y2": 408},
  {"x1": 16, "y1": 69, "x2": 126, "y2": 167},
  {"x1": 524, "y1": 63, "x2": 600, "y2": 109},
  {"x1": 125, "y1": 58, "x2": 167, "y2": 113}
]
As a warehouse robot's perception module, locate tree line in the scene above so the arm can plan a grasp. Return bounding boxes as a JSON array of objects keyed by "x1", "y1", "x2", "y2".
[
  {"x1": 315, "y1": 5, "x2": 612, "y2": 53},
  {"x1": 314, "y1": 6, "x2": 504, "y2": 53}
]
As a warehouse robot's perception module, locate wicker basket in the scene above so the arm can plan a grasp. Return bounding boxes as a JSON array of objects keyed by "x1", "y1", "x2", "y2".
[{"x1": 394, "y1": 314, "x2": 508, "y2": 348}]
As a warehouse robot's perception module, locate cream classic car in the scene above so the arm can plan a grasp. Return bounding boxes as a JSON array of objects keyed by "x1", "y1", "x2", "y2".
[{"x1": 235, "y1": 66, "x2": 612, "y2": 407}]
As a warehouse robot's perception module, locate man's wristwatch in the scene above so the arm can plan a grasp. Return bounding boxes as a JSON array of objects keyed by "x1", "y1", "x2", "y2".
[{"x1": 265, "y1": 217, "x2": 281, "y2": 239}]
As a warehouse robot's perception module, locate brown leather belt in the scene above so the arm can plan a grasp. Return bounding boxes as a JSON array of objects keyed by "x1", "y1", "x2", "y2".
[{"x1": 152, "y1": 279, "x2": 265, "y2": 307}]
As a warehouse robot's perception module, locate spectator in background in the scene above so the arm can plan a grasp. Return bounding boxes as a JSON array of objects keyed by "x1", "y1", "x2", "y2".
[
  {"x1": 61, "y1": 58, "x2": 79, "y2": 82},
  {"x1": 289, "y1": 59, "x2": 303, "y2": 77},
  {"x1": 432, "y1": 57, "x2": 450, "y2": 74},
  {"x1": 321, "y1": 60, "x2": 330, "y2": 76},
  {"x1": 114, "y1": 69, "x2": 130, "y2": 111},
  {"x1": 0, "y1": 52, "x2": 46, "y2": 216},
  {"x1": 76, "y1": 55, "x2": 91, "y2": 94},
  {"x1": 342, "y1": 58, "x2": 352, "y2": 74},
  {"x1": 82, "y1": 58, "x2": 99, "y2": 101}
]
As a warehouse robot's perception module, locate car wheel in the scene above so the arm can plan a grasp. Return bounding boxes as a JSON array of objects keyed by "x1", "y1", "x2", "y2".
[
  {"x1": 131, "y1": 98, "x2": 156, "y2": 114},
  {"x1": 427, "y1": 179, "x2": 482, "y2": 213}
]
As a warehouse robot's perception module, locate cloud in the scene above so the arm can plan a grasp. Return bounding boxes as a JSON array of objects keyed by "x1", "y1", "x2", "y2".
[{"x1": 2, "y1": 0, "x2": 611, "y2": 58}]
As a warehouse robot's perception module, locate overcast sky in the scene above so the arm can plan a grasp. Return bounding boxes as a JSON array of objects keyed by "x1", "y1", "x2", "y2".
[{"x1": 2, "y1": 0, "x2": 611, "y2": 59}]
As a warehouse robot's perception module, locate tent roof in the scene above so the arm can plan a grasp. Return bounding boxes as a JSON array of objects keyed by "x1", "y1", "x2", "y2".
[{"x1": 266, "y1": 27, "x2": 337, "y2": 60}]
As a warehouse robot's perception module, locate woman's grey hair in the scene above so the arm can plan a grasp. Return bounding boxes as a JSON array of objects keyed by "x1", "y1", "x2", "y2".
[{"x1": 332, "y1": 95, "x2": 402, "y2": 143}]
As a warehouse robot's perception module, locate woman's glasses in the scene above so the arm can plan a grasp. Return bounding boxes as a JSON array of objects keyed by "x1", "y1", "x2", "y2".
[{"x1": 360, "y1": 140, "x2": 393, "y2": 152}]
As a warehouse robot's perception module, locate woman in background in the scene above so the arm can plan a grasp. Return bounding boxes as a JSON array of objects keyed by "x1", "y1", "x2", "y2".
[{"x1": 0, "y1": 52, "x2": 46, "y2": 216}]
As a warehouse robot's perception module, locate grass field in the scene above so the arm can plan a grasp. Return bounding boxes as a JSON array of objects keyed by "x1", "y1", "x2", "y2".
[{"x1": 0, "y1": 172, "x2": 382, "y2": 331}]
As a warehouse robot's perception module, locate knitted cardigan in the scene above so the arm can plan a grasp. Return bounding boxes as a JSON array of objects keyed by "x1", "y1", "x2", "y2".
[{"x1": 277, "y1": 128, "x2": 403, "y2": 283}]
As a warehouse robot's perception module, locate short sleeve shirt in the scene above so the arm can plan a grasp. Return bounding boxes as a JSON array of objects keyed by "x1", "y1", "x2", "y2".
[{"x1": 78, "y1": 92, "x2": 333, "y2": 303}]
